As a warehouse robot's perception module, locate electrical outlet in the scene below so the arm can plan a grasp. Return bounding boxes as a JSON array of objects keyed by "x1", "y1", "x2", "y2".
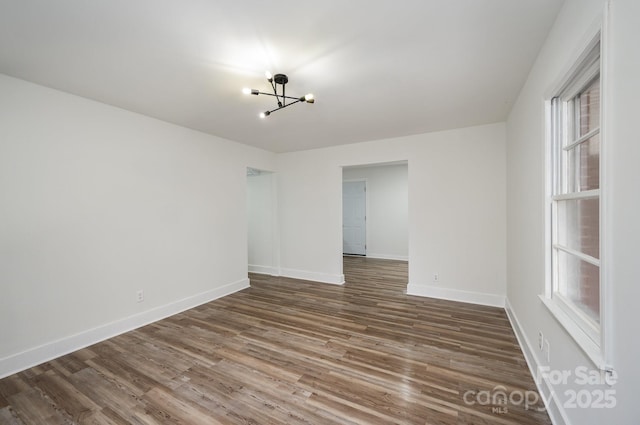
[
  {"x1": 538, "y1": 331, "x2": 544, "y2": 350},
  {"x1": 433, "y1": 273, "x2": 439, "y2": 282},
  {"x1": 136, "y1": 290, "x2": 144, "y2": 303},
  {"x1": 545, "y1": 340, "x2": 551, "y2": 362}
]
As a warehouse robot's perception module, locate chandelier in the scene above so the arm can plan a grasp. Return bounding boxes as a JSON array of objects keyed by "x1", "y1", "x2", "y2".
[{"x1": 242, "y1": 71, "x2": 314, "y2": 118}]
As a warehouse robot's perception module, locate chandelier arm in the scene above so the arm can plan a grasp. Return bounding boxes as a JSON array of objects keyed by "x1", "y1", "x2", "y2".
[
  {"x1": 265, "y1": 98, "x2": 303, "y2": 115},
  {"x1": 269, "y1": 79, "x2": 283, "y2": 107},
  {"x1": 257, "y1": 92, "x2": 302, "y2": 101}
]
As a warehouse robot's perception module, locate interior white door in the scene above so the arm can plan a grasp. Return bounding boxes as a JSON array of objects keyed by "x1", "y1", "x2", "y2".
[{"x1": 343, "y1": 181, "x2": 366, "y2": 255}]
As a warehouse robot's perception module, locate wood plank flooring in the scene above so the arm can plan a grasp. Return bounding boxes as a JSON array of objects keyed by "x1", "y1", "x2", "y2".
[{"x1": 0, "y1": 257, "x2": 551, "y2": 424}]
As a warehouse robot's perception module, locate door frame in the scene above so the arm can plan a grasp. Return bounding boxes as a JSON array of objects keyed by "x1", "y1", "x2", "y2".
[
  {"x1": 246, "y1": 167, "x2": 280, "y2": 276},
  {"x1": 342, "y1": 178, "x2": 368, "y2": 256},
  {"x1": 339, "y1": 160, "x2": 409, "y2": 285}
]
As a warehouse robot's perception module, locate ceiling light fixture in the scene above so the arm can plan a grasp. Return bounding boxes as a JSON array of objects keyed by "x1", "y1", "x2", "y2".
[{"x1": 243, "y1": 71, "x2": 314, "y2": 118}]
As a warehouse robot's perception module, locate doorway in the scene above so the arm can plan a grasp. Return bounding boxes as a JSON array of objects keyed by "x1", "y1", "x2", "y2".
[
  {"x1": 246, "y1": 167, "x2": 278, "y2": 276},
  {"x1": 341, "y1": 162, "x2": 408, "y2": 261},
  {"x1": 342, "y1": 180, "x2": 367, "y2": 255}
]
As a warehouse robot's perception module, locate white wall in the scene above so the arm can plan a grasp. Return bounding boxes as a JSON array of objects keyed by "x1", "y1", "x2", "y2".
[
  {"x1": 0, "y1": 74, "x2": 275, "y2": 377},
  {"x1": 607, "y1": 0, "x2": 640, "y2": 421},
  {"x1": 506, "y1": 0, "x2": 640, "y2": 423},
  {"x1": 247, "y1": 171, "x2": 278, "y2": 275},
  {"x1": 342, "y1": 163, "x2": 408, "y2": 261},
  {"x1": 277, "y1": 123, "x2": 507, "y2": 306}
]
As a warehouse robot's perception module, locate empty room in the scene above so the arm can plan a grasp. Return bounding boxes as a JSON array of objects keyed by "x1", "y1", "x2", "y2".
[{"x1": 1, "y1": 1, "x2": 638, "y2": 424}]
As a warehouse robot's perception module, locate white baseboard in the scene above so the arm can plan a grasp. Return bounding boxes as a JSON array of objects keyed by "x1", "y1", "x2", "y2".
[
  {"x1": 280, "y1": 268, "x2": 345, "y2": 285},
  {"x1": 0, "y1": 278, "x2": 249, "y2": 379},
  {"x1": 504, "y1": 298, "x2": 570, "y2": 425},
  {"x1": 365, "y1": 253, "x2": 409, "y2": 261},
  {"x1": 406, "y1": 283, "x2": 505, "y2": 307},
  {"x1": 248, "y1": 264, "x2": 280, "y2": 276}
]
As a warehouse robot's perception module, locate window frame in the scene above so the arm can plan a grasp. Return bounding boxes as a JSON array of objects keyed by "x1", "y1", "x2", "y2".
[{"x1": 542, "y1": 31, "x2": 611, "y2": 370}]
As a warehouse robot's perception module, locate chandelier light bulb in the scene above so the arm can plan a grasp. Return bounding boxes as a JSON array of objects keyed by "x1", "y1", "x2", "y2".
[
  {"x1": 242, "y1": 87, "x2": 251, "y2": 95},
  {"x1": 265, "y1": 71, "x2": 273, "y2": 81},
  {"x1": 304, "y1": 93, "x2": 315, "y2": 103}
]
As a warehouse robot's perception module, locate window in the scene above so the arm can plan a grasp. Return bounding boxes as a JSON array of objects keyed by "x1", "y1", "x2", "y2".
[{"x1": 546, "y1": 40, "x2": 604, "y2": 362}]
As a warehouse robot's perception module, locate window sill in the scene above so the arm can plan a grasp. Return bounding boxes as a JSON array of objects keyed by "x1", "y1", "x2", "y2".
[{"x1": 539, "y1": 295, "x2": 607, "y2": 370}]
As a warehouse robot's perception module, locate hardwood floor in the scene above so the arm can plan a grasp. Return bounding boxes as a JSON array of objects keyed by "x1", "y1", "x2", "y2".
[{"x1": 0, "y1": 257, "x2": 550, "y2": 424}]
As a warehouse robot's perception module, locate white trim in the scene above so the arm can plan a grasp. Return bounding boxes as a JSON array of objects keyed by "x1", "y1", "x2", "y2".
[
  {"x1": 544, "y1": 28, "x2": 601, "y2": 99},
  {"x1": 505, "y1": 298, "x2": 571, "y2": 425},
  {"x1": 540, "y1": 295, "x2": 606, "y2": 369},
  {"x1": 544, "y1": 99, "x2": 555, "y2": 299},
  {"x1": 551, "y1": 293, "x2": 600, "y2": 343},
  {"x1": 563, "y1": 127, "x2": 599, "y2": 151},
  {"x1": 552, "y1": 188, "x2": 599, "y2": 201},
  {"x1": 553, "y1": 245, "x2": 600, "y2": 267},
  {"x1": 599, "y1": 0, "x2": 614, "y2": 370},
  {"x1": 279, "y1": 268, "x2": 345, "y2": 285},
  {"x1": 559, "y1": 56, "x2": 600, "y2": 101},
  {"x1": 248, "y1": 264, "x2": 281, "y2": 276},
  {"x1": 406, "y1": 283, "x2": 505, "y2": 308},
  {"x1": 365, "y1": 253, "x2": 408, "y2": 261},
  {"x1": 0, "y1": 278, "x2": 250, "y2": 379}
]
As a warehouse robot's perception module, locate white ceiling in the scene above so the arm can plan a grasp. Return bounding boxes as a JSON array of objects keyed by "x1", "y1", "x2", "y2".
[{"x1": 0, "y1": 0, "x2": 563, "y2": 153}]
